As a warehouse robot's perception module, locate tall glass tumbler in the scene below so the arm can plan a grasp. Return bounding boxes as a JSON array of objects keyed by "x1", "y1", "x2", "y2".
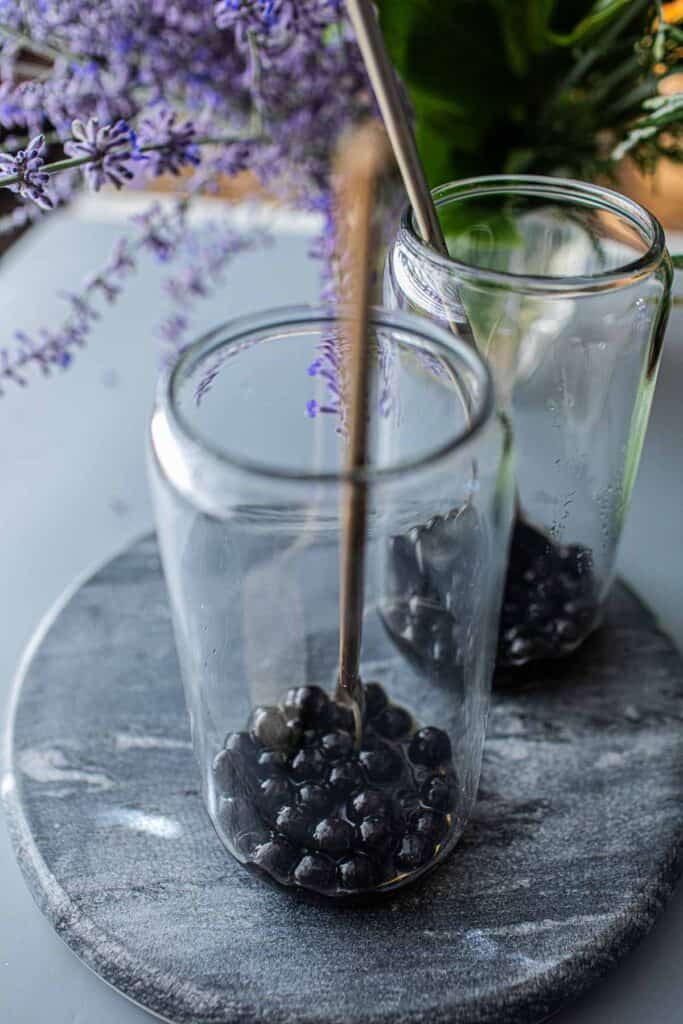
[
  {"x1": 384, "y1": 176, "x2": 672, "y2": 667},
  {"x1": 149, "y1": 306, "x2": 514, "y2": 898}
]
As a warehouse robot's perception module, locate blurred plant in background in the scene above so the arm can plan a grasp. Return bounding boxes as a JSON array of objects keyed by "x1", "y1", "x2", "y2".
[
  {"x1": 378, "y1": 0, "x2": 681, "y2": 182},
  {"x1": 0, "y1": 0, "x2": 679, "y2": 394}
]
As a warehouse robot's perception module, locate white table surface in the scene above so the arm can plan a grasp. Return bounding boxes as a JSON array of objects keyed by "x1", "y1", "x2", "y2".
[{"x1": 0, "y1": 197, "x2": 681, "y2": 1024}]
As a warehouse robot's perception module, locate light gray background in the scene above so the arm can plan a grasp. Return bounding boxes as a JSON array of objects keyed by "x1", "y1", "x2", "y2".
[{"x1": 0, "y1": 197, "x2": 681, "y2": 1024}]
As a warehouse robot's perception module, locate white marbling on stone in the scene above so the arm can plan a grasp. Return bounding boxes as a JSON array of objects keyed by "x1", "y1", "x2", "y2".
[{"x1": 2, "y1": 535, "x2": 683, "y2": 1024}]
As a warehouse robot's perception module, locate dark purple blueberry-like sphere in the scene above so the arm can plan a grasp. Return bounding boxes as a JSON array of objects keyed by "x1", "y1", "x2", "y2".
[
  {"x1": 338, "y1": 854, "x2": 376, "y2": 891},
  {"x1": 294, "y1": 854, "x2": 336, "y2": 894},
  {"x1": 408, "y1": 727, "x2": 452, "y2": 767},
  {"x1": 313, "y1": 817, "x2": 354, "y2": 857}
]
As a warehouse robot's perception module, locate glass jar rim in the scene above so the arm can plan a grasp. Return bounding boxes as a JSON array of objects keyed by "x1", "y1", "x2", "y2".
[
  {"x1": 154, "y1": 304, "x2": 495, "y2": 487},
  {"x1": 399, "y1": 174, "x2": 669, "y2": 295}
]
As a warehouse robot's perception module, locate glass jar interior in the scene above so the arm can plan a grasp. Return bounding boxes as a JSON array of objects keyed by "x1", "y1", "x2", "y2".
[
  {"x1": 150, "y1": 307, "x2": 513, "y2": 898},
  {"x1": 386, "y1": 176, "x2": 671, "y2": 669},
  {"x1": 427, "y1": 176, "x2": 661, "y2": 283},
  {"x1": 168, "y1": 308, "x2": 489, "y2": 482}
]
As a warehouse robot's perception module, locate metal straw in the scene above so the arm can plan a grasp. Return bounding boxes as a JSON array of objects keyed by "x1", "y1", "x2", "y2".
[
  {"x1": 346, "y1": 0, "x2": 448, "y2": 256},
  {"x1": 335, "y1": 123, "x2": 390, "y2": 731},
  {"x1": 346, "y1": 0, "x2": 476, "y2": 352}
]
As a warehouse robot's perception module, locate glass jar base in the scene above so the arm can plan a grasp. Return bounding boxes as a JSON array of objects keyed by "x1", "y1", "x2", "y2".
[{"x1": 209, "y1": 682, "x2": 461, "y2": 898}]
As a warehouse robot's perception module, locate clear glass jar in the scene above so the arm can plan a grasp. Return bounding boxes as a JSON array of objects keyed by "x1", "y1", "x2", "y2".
[
  {"x1": 384, "y1": 176, "x2": 673, "y2": 668},
  {"x1": 149, "y1": 305, "x2": 514, "y2": 897}
]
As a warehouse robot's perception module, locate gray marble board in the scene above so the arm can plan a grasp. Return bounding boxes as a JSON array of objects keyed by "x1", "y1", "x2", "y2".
[{"x1": 2, "y1": 534, "x2": 683, "y2": 1024}]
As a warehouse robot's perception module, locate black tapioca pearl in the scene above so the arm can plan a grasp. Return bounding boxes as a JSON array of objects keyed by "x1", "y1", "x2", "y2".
[
  {"x1": 359, "y1": 742, "x2": 404, "y2": 784},
  {"x1": 258, "y1": 777, "x2": 293, "y2": 816},
  {"x1": 506, "y1": 633, "x2": 535, "y2": 663},
  {"x1": 282, "y1": 685, "x2": 329, "y2": 728},
  {"x1": 320, "y1": 730, "x2": 354, "y2": 763},
  {"x1": 348, "y1": 788, "x2": 390, "y2": 823},
  {"x1": 554, "y1": 618, "x2": 579, "y2": 644},
  {"x1": 408, "y1": 727, "x2": 452, "y2": 768},
  {"x1": 235, "y1": 829, "x2": 269, "y2": 859},
  {"x1": 312, "y1": 817, "x2": 354, "y2": 857},
  {"x1": 212, "y1": 748, "x2": 243, "y2": 795},
  {"x1": 388, "y1": 534, "x2": 424, "y2": 593},
  {"x1": 255, "y1": 750, "x2": 289, "y2": 780},
  {"x1": 327, "y1": 760, "x2": 364, "y2": 797},
  {"x1": 429, "y1": 612, "x2": 453, "y2": 640},
  {"x1": 563, "y1": 598, "x2": 596, "y2": 626},
  {"x1": 363, "y1": 682, "x2": 388, "y2": 719},
  {"x1": 275, "y1": 804, "x2": 313, "y2": 846},
  {"x1": 293, "y1": 854, "x2": 337, "y2": 894},
  {"x1": 326, "y1": 699, "x2": 356, "y2": 734},
  {"x1": 291, "y1": 747, "x2": 326, "y2": 783},
  {"x1": 357, "y1": 815, "x2": 393, "y2": 854},
  {"x1": 393, "y1": 787, "x2": 420, "y2": 825},
  {"x1": 526, "y1": 602, "x2": 552, "y2": 623},
  {"x1": 224, "y1": 731, "x2": 258, "y2": 763},
  {"x1": 408, "y1": 809, "x2": 448, "y2": 843},
  {"x1": 252, "y1": 837, "x2": 298, "y2": 884},
  {"x1": 421, "y1": 774, "x2": 455, "y2": 813},
  {"x1": 372, "y1": 704, "x2": 413, "y2": 741},
  {"x1": 298, "y1": 784, "x2": 332, "y2": 816},
  {"x1": 399, "y1": 619, "x2": 430, "y2": 650},
  {"x1": 248, "y1": 705, "x2": 296, "y2": 752},
  {"x1": 338, "y1": 854, "x2": 376, "y2": 891},
  {"x1": 395, "y1": 834, "x2": 433, "y2": 871},
  {"x1": 531, "y1": 580, "x2": 552, "y2": 603},
  {"x1": 558, "y1": 571, "x2": 581, "y2": 593}
]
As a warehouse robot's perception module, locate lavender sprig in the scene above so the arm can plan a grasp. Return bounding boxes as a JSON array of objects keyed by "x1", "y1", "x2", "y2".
[
  {"x1": 0, "y1": 199, "x2": 269, "y2": 393},
  {"x1": 135, "y1": 109, "x2": 200, "y2": 177},
  {"x1": 64, "y1": 118, "x2": 135, "y2": 191},
  {"x1": 0, "y1": 134, "x2": 53, "y2": 208},
  {"x1": 0, "y1": 234, "x2": 137, "y2": 392},
  {"x1": 0, "y1": 1, "x2": 373, "y2": 399},
  {"x1": 0, "y1": 120, "x2": 264, "y2": 193}
]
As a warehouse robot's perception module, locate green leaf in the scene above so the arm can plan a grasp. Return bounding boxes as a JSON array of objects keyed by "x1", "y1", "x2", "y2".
[
  {"x1": 526, "y1": 0, "x2": 558, "y2": 52},
  {"x1": 413, "y1": 118, "x2": 457, "y2": 188},
  {"x1": 378, "y1": 1, "x2": 517, "y2": 111},
  {"x1": 503, "y1": 147, "x2": 536, "y2": 173},
  {"x1": 547, "y1": 0, "x2": 634, "y2": 46},
  {"x1": 611, "y1": 94, "x2": 683, "y2": 160},
  {"x1": 490, "y1": 0, "x2": 530, "y2": 75},
  {"x1": 672, "y1": 254, "x2": 683, "y2": 271}
]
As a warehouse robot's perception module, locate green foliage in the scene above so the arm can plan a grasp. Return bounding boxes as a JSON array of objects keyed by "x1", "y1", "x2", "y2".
[{"x1": 376, "y1": 0, "x2": 682, "y2": 185}]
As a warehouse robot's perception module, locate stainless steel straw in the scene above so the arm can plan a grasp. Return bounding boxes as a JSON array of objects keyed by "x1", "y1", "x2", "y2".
[
  {"x1": 335, "y1": 123, "x2": 390, "y2": 737},
  {"x1": 346, "y1": 0, "x2": 476, "y2": 351}
]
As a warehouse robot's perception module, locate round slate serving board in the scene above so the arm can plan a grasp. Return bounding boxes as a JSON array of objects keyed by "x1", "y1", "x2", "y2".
[{"x1": 3, "y1": 535, "x2": 683, "y2": 1024}]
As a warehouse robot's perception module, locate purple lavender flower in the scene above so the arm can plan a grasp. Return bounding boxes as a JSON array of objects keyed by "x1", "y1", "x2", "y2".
[
  {"x1": 0, "y1": 134, "x2": 53, "y2": 209},
  {"x1": 159, "y1": 312, "x2": 190, "y2": 347},
  {"x1": 215, "y1": 0, "x2": 293, "y2": 44},
  {"x1": 0, "y1": 82, "x2": 27, "y2": 130},
  {"x1": 61, "y1": 291, "x2": 100, "y2": 325},
  {"x1": 135, "y1": 108, "x2": 200, "y2": 176},
  {"x1": 0, "y1": 0, "x2": 374, "y2": 394},
  {"x1": 64, "y1": 118, "x2": 135, "y2": 190}
]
